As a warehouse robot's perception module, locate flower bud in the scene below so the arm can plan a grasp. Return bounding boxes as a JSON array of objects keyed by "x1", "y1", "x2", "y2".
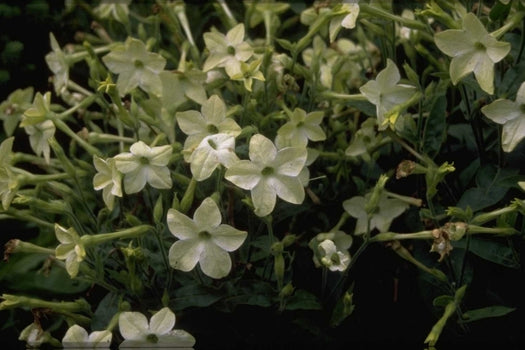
[
  {"x1": 279, "y1": 282, "x2": 295, "y2": 298},
  {"x1": 281, "y1": 234, "x2": 296, "y2": 247}
]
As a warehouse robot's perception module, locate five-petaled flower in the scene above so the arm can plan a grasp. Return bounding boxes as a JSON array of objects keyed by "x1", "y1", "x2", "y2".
[
  {"x1": 176, "y1": 94, "x2": 241, "y2": 162},
  {"x1": 167, "y1": 197, "x2": 247, "y2": 279},
  {"x1": 93, "y1": 156, "x2": 123, "y2": 210},
  {"x1": 55, "y1": 224, "x2": 86, "y2": 278},
  {"x1": 434, "y1": 12, "x2": 511, "y2": 95},
  {"x1": 359, "y1": 59, "x2": 416, "y2": 129},
  {"x1": 119, "y1": 307, "x2": 195, "y2": 348},
  {"x1": 189, "y1": 133, "x2": 239, "y2": 181},
  {"x1": 102, "y1": 37, "x2": 166, "y2": 97},
  {"x1": 276, "y1": 107, "x2": 326, "y2": 148},
  {"x1": 202, "y1": 23, "x2": 254, "y2": 76},
  {"x1": 114, "y1": 141, "x2": 172, "y2": 194},
  {"x1": 481, "y1": 81, "x2": 525, "y2": 152},
  {"x1": 225, "y1": 134, "x2": 307, "y2": 217}
]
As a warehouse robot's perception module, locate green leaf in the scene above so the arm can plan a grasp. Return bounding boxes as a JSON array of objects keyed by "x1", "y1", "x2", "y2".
[
  {"x1": 489, "y1": 1, "x2": 511, "y2": 22},
  {"x1": 275, "y1": 38, "x2": 294, "y2": 52},
  {"x1": 460, "y1": 306, "x2": 516, "y2": 324},
  {"x1": 91, "y1": 292, "x2": 120, "y2": 330},
  {"x1": 456, "y1": 165, "x2": 519, "y2": 212},
  {"x1": 432, "y1": 295, "x2": 454, "y2": 307},
  {"x1": 423, "y1": 94, "x2": 447, "y2": 158},
  {"x1": 172, "y1": 283, "x2": 223, "y2": 310},
  {"x1": 453, "y1": 237, "x2": 520, "y2": 269},
  {"x1": 285, "y1": 289, "x2": 322, "y2": 311}
]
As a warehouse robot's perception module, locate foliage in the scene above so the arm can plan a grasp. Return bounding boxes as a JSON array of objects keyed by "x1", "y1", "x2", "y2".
[{"x1": 1, "y1": 0, "x2": 525, "y2": 348}]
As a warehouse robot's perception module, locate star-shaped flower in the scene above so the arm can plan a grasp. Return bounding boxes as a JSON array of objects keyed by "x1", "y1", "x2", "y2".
[
  {"x1": 55, "y1": 224, "x2": 86, "y2": 278},
  {"x1": 176, "y1": 94, "x2": 241, "y2": 161},
  {"x1": 102, "y1": 37, "x2": 166, "y2": 97},
  {"x1": 0, "y1": 87, "x2": 34, "y2": 136},
  {"x1": 481, "y1": 81, "x2": 525, "y2": 152},
  {"x1": 343, "y1": 192, "x2": 409, "y2": 235},
  {"x1": 225, "y1": 134, "x2": 307, "y2": 217},
  {"x1": 119, "y1": 307, "x2": 195, "y2": 348},
  {"x1": 434, "y1": 12, "x2": 511, "y2": 94},
  {"x1": 93, "y1": 155, "x2": 123, "y2": 210},
  {"x1": 45, "y1": 33, "x2": 70, "y2": 95},
  {"x1": 93, "y1": 0, "x2": 131, "y2": 24},
  {"x1": 167, "y1": 197, "x2": 247, "y2": 279},
  {"x1": 359, "y1": 59, "x2": 416, "y2": 129},
  {"x1": 202, "y1": 23, "x2": 254, "y2": 74},
  {"x1": 189, "y1": 133, "x2": 239, "y2": 181},
  {"x1": 114, "y1": 141, "x2": 172, "y2": 194},
  {"x1": 24, "y1": 120, "x2": 56, "y2": 165},
  {"x1": 228, "y1": 58, "x2": 265, "y2": 91},
  {"x1": 62, "y1": 324, "x2": 112, "y2": 348},
  {"x1": 276, "y1": 107, "x2": 326, "y2": 148}
]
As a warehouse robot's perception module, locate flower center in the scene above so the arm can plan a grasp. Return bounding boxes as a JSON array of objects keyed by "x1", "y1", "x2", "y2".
[
  {"x1": 330, "y1": 252, "x2": 341, "y2": 265},
  {"x1": 474, "y1": 41, "x2": 486, "y2": 51},
  {"x1": 134, "y1": 59, "x2": 144, "y2": 68},
  {"x1": 261, "y1": 166, "x2": 274, "y2": 176},
  {"x1": 139, "y1": 156, "x2": 150, "y2": 165},
  {"x1": 296, "y1": 121, "x2": 305, "y2": 128},
  {"x1": 207, "y1": 124, "x2": 219, "y2": 134},
  {"x1": 227, "y1": 45, "x2": 236, "y2": 55},
  {"x1": 208, "y1": 138, "x2": 217, "y2": 150},
  {"x1": 146, "y1": 334, "x2": 159, "y2": 343},
  {"x1": 198, "y1": 231, "x2": 211, "y2": 239}
]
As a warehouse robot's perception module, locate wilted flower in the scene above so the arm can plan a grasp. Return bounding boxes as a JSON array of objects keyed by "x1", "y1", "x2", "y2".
[
  {"x1": 114, "y1": 141, "x2": 172, "y2": 194},
  {"x1": 225, "y1": 134, "x2": 307, "y2": 217},
  {"x1": 434, "y1": 12, "x2": 511, "y2": 94},
  {"x1": 119, "y1": 307, "x2": 195, "y2": 347},
  {"x1": 481, "y1": 81, "x2": 525, "y2": 152},
  {"x1": 102, "y1": 37, "x2": 166, "y2": 97},
  {"x1": 167, "y1": 197, "x2": 247, "y2": 279}
]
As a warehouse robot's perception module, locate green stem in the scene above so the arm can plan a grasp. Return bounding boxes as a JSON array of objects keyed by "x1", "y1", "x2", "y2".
[
  {"x1": 359, "y1": 3, "x2": 427, "y2": 31},
  {"x1": 82, "y1": 225, "x2": 153, "y2": 246},
  {"x1": 52, "y1": 118, "x2": 102, "y2": 156},
  {"x1": 490, "y1": 11, "x2": 525, "y2": 39}
]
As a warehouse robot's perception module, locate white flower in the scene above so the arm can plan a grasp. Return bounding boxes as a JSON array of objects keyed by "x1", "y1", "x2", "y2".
[
  {"x1": 24, "y1": 120, "x2": 56, "y2": 165},
  {"x1": 225, "y1": 134, "x2": 307, "y2": 217},
  {"x1": 167, "y1": 197, "x2": 247, "y2": 279},
  {"x1": 119, "y1": 307, "x2": 195, "y2": 348},
  {"x1": 114, "y1": 141, "x2": 172, "y2": 194},
  {"x1": 55, "y1": 224, "x2": 86, "y2": 278},
  {"x1": 189, "y1": 133, "x2": 239, "y2": 181},
  {"x1": 45, "y1": 33, "x2": 69, "y2": 95},
  {"x1": 318, "y1": 240, "x2": 351, "y2": 272},
  {"x1": 62, "y1": 324, "x2": 112, "y2": 348},
  {"x1": 93, "y1": 156, "x2": 123, "y2": 210},
  {"x1": 434, "y1": 12, "x2": 511, "y2": 94},
  {"x1": 202, "y1": 23, "x2": 253, "y2": 75},
  {"x1": 276, "y1": 108, "x2": 326, "y2": 148},
  {"x1": 481, "y1": 81, "x2": 525, "y2": 152},
  {"x1": 102, "y1": 37, "x2": 166, "y2": 97},
  {"x1": 359, "y1": 58, "x2": 416, "y2": 129},
  {"x1": 329, "y1": 1, "x2": 360, "y2": 43},
  {"x1": 176, "y1": 94, "x2": 241, "y2": 161}
]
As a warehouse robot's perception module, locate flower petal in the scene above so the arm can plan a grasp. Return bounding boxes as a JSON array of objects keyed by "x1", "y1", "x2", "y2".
[
  {"x1": 167, "y1": 208, "x2": 198, "y2": 240},
  {"x1": 251, "y1": 179, "x2": 277, "y2": 217},
  {"x1": 449, "y1": 51, "x2": 478, "y2": 85},
  {"x1": 269, "y1": 175, "x2": 305, "y2": 204},
  {"x1": 501, "y1": 116, "x2": 525, "y2": 152},
  {"x1": 249, "y1": 134, "x2": 276, "y2": 164},
  {"x1": 194, "y1": 197, "x2": 222, "y2": 230},
  {"x1": 473, "y1": 53, "x2": 495, "y2": 94},
  {"x1": 168, "y1": 239, "x2": 203, "y2": 272},
  {"x1": 149, "y1": 307, "x2": 175, "y2": 335},
  {"x1": 176, "y1": 110, "x2": 206, "y2": 135},
  {"x1": 145, "y1": 166, "x2": 172, "y2": 189},
  {"x1": 119, "y1": 311, "x2": 150, "y2": 340},
  {"x1": 211, "y1": 224, "x2": 247, "y2": 252},
  {"x1": 273, "y1": 147, "x2": 307, "y2": 176},
  {"x1": 199, "y1": 240, "x2": 232, "y2": 279},
  {"x1": 481, "y1": 99, "x2": 521, "y2": 124},
  {"x1": 201, "y1": 95, "x2": 226, "y2": 126},
  {"x1": 225, "y1": 160, "x2": 262, "y2": 190}
]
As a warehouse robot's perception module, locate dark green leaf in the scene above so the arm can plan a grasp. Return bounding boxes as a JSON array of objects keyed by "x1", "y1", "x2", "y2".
[
  {"x1": 460, "y1": 306, "x2": 516, "y2": 324},
  {"x1": 91, "y1": 292, "x2": 120, "y2": 330},
  {"x1": 453, "y1": 237, "x2": 520, "y2": 269},
  {"x1": 433, "y1": 295, "x2": 454, "y2": 307},
  {"x1": 423, "y1": 94, "x2": 447, "y2": 158},
  {"x1": 172, "y1": 283, "x2": 223, "y2": 310},
  {"x1": 489, "y1": 1, "x2": 511, "y2": 22},
  {"x1": 285, "y1": 289, "x2": 322, "y2": 311}
]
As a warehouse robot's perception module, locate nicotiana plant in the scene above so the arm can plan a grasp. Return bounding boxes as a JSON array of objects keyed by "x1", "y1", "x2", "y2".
[{"x1": 1, "y1": 0, "x2": 525, "y2": 348}]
